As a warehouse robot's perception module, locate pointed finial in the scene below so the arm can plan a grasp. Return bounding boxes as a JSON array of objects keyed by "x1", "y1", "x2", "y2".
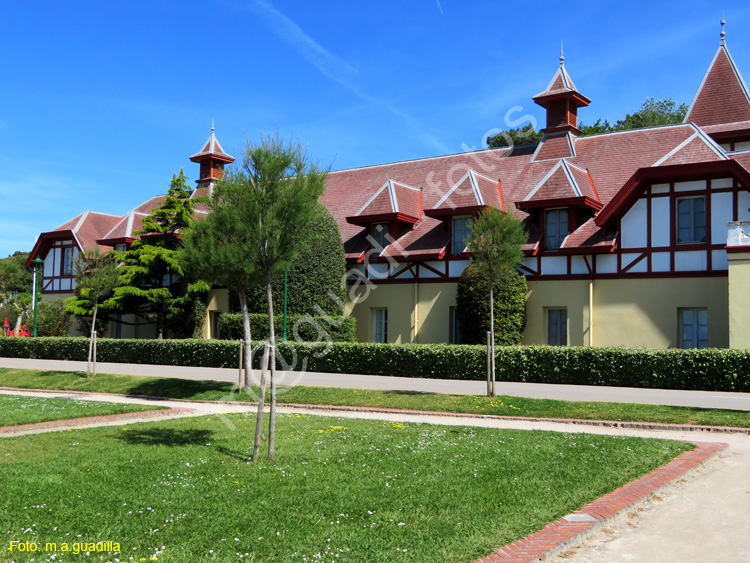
[
  {"x1": 560, "y1": 41, "x2": 565, "y2": 66},
  {"x1": 211, "y1": 119, "x2": 215, "y2": 133},
  {"x1": 720, "y1": 16, "x2": 726, "y2": 46}
]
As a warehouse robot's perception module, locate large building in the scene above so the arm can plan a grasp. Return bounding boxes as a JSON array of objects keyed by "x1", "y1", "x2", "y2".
[{"x1": 27, "y1": 29, "x2": 750, "y2": 349}]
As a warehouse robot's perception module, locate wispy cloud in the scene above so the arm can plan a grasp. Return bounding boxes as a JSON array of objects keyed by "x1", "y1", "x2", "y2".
[{"x1": 248, "y1": 0, "x2": 451, "y2": 154}]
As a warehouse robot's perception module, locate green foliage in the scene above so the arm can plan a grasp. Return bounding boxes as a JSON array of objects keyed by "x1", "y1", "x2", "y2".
[
  {"x1": 579, "y1": 97, "x2": 688, "y2": 136},
  {"x1": 4, "y1": 338, "x2": 750, "y2": 393},
  {"x1": 456, "y1": 263, "x2": 527, "y2": 345},
  {"x1": 0, "y1": 251, "x2": 32, "y2": 299},
  {"x1": 216, "y1": 312, "x2": 356, "y2": 342},
  {"x1": 245, "y1": 203, "x2": 347, "y2": 316},
  {"x1": 36, "y1": 299, "x2": 71, "y2": 337},
  {"x1": 106, "y1": 170, "x2": 210, "y2": 338},
  {"x1": 486, "y1": 123, "x2": 544, "y2": 148}
]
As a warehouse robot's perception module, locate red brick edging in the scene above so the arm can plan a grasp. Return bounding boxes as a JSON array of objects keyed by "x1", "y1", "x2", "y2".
[
  {"x1": 475, "y1": 441, "x2": 727, "y2": 563},
  {"x1": 0, "y1": 408, "x2": 188, "y2": 433}
]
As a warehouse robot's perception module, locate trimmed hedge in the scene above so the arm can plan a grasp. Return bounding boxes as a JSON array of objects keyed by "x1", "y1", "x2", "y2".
[
  {"x1": 216, "y1": 313, "x2": 357, "y2": 343},
  {"x1": 1, "y1": 337, "x2": 750, "y2": 392}
]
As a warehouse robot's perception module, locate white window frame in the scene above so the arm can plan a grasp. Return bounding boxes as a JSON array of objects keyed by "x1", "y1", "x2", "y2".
[
  {"x1": 62, "y1": 247, "x2": 74, "y2": 276},
  {"x1": 451, "y1": 216, "x2": 472, "y2": 255},
  {"x1": 546, "y1": 308, "x2": 568, "y2": 346},
  {"x1": 373, "y1": 308, "x2": 388, "y2": 343},
  {"x1": 676, "y1": 196, "x2": 706, "y2": 244},
  {"x1": 545, "y1": 209, "x2": 568, "y2": 250},
  {"x1": 679, "y1": 308, "x2": 708, "y2": 349}
]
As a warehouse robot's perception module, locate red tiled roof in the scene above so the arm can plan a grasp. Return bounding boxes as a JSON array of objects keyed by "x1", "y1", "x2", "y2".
[
  {"x1": 532, "y1": 133, "x2": 575, "y2": 161},
  {"x1": 685, "y1": 45, "x2": 750, "y2": 127}
]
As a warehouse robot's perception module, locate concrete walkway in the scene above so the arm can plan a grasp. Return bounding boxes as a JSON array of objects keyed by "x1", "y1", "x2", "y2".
[
  {"x1": 0, "y1": 386, "x2": 748, "y2": 561},
  {"x1": 3, "y1": 356, "x2": 750, "y2": 411}
]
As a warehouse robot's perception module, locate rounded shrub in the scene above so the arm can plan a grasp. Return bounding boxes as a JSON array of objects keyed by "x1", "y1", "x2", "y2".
[{"x1": 456, "y1": 263, "x2": 527, "y2": 346}]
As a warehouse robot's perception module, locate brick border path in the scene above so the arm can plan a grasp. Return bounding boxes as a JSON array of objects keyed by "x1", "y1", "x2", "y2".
[
  {"x1": 0, "y1": 407, "x2": 190, "y2": 435},
  {"x1": 475, "y1": 441, "x2": 726, "y2": 563}
]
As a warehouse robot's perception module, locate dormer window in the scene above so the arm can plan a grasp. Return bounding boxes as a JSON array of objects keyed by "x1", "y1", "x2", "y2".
[
  {"x1": 62, "y1": 247, "x2": 73, "y2": 276},
  {"x1": 676, "y1": 196, "x2": 706, "y2": 244},
  {"x1": 545, "y1": 209, "x2": 568, "y2": 250},
  {"x1": 452, "y1": 216, "x2": 473, "y2": 255},
  {"x1": 371, "y1": 222, "x2": 389, "y2": 256}
]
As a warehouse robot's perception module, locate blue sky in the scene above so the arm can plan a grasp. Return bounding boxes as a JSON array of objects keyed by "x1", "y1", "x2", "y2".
[{"x1": 2, "y1": 0, "x2": 750, "y2": 258}]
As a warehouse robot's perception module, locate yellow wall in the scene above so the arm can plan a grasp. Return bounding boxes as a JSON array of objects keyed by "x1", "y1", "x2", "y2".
[
  {"x1": 202, "y1": 288, "x2": 230, "y2": 339},
  {"x1": 346, "y1": 281, "x2": 457, "y2": 343},
  {"x1": 523, "y1": 280, "x2": 591, "y2": 346},
  {"x1": 728, "y1": 254, "x2": 750, "y2": 348},
  {"x1": 592, "y1": 277, "x2": 728, "y2": 348}
]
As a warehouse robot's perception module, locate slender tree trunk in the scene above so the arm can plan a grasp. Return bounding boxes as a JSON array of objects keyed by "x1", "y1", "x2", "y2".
[
  {"x1": 87, "y1": 304, "x2": 98, "y2": 378},
  {"x1": 93, "y1": 333, "x2": 98, "y2": 377},
  {"x1": 490, "y1": 275, "x2": 496, "y2": 397},
  {"x1": 252, "y1": 345, "x2": 269, "y2": 462},
  {"x1": 486, "y1": 331, "x2": 492, "y2": 397},
  {"x1": 266, "y1": 271, "x2": 277, "y2": 460},
  {"x1": 237, "y1": 291, "x2": 253, "y2": 392},
  {"x1": 13, "y1": 313, "x2": 24, "y2": 336}
]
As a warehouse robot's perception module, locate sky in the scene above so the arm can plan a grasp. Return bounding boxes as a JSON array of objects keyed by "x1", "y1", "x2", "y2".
[{"x1": 2, "y1": 0, "x2": 750, "y2": 258}]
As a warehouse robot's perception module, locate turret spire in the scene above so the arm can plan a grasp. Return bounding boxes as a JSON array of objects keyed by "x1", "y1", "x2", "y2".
[{"x1": 720, "y1": 17, "x2": 726, "y2": 47}]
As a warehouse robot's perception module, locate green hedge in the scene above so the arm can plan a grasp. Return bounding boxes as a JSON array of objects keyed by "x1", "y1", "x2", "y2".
[
  {"x1": 1, "y1": 337, "x2": 750, "y2": 392},
  {"x1": 216, "y1": 313, "x2": 357, "y2": 343}
]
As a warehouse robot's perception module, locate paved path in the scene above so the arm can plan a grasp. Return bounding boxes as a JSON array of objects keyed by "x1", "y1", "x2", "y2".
[
  {"x1": 3, "y1": 357, "x2": 750, "y2": 411},
  {"x1": 1, "y1": 386, "x2": 748, "y2": 561}
]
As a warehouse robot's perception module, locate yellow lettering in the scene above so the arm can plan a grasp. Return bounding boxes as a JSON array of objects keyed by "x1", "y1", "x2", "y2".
[
  {"x1": 45, "y1": 543, "x2": 57, "y2": 551},
  {"x1": 61, "y1": 543, "x2": 69, "y2": 551}
]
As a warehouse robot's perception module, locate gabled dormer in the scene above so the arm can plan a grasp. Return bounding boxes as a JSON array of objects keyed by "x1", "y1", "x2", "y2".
[
  {"x1": 533, "y1": 52, "x2": 590, "y2": 136},
  {"x1": 424, "y1": 171, "x2": 503, "y2": 256},
  {"x1": 516, "y1": 160, "x2": 601, "y2": 251},
  {"x1": 189, "y1": 124, "x2": 235, "y2": 197},
  {"x1": 346, "y1": 180, "x2": 422, "y2": 259}
]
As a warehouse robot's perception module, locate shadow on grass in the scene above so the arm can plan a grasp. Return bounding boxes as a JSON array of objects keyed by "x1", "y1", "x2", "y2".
[
  {"x1": 125, "y1": 378, "x2": 234, "y2": 400},
  {"x1": 118, "y1": 428, "x2": 214, "y2": 447},
  {"x1": 217, "y1": 445, "x2": 253, "y2": 462}
]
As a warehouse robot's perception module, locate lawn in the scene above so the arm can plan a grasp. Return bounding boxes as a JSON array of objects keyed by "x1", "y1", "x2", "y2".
[
  {"x1": 0, "y1": 394, "x2": 158, "y2": 427},
  {"x1": 1, "y1": 367, "x2": 750, "y2": 428},
  {"x1": 0, "y1": 413, "x2": 691, "y2": 562}
]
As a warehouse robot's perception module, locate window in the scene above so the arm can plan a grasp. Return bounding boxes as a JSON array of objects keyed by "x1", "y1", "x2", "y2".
[
  {"x1": 115, "y1": 244, "x2": 127, "y2": 252},
  {"x1": 545, "y1": 209, "x2": 568, "y2": 250},
  {"x1": 371, "y1": 222, "x2": 389, "y2": 257},
  {"x1": 449, "y1": 306, "x2": 461, "y2": 344},
  {"x1": 114, "y1": 314, "x2": 123, "y2": 339},
  {"x1": 62, "y1": 248, "x2": 73, "y2": 276},
  {"x1": 680, "y1": 308, "x2": 708, "y2": 349},
  {"x1": 373, "y1": 309, "x2": 388, "y2": 343},
  {"x1": 546, "y1": 308, "x2": 567, "y2": 346},
  {"x1": 676, "y1": 197, "x2": 706, "y2": 244},
  {"x1": 452, "y1": 216, "x2": 472, "y2": 255}
]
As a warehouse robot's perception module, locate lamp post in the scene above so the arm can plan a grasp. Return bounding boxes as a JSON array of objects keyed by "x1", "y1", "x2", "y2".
[{"x1": 31, "y1": 257, "x2": 44, "y2": 337}]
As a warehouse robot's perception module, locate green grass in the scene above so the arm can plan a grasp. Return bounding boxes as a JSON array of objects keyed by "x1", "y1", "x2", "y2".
[
  {"x1": 0, "y1": 413, "x2": 691, "y2": 562},
  {"x1": 0, "y1": 394, "x2": 157, "y2": 427},
  {"x1": 2, "y1": 367, "x2": 750, "y2": 428}
]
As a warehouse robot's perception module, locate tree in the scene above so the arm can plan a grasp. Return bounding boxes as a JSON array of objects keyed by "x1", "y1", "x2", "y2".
[
  {"x1": 245, "y1": 202, "x2": 346, "y2": 317},
  {"x1": 486, "y1": 124, "x2": 544, "y2": 148},
  {"x1": 37, "y1": 299, "x2": 71, "y2": 336},
  {"x1": 579, "y1": 97, "x2": 688, "y2": 136},
  {"x1": 106, "y1": 170, "x2": 209, "y2": 339},
  {"x1": 0, "y1": 252, "x2": 33, "y2": 333},
  {"x1": 182, "y1": 133, "x2": 327, "y2": 461},
  {"x1": 466, "y1": 207, "x2": 527, "y2": 396},
  {"x1": 65, "y1": 248, "x2": 120, "y2": 377}
]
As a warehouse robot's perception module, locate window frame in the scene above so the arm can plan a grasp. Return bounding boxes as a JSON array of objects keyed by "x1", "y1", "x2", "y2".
[
  {"x1": 373, "y1": 308, "x2": 388, "y2": 343},
  {"x1": 449, "y1": 306, "x2": 461, "y2": 344},
  {"x1": 370, "y1": 222, "x2": 389, "y2": 257},
  {"x1": 546, "y1": 307, "x2": 568, "y2": 346},
  {"x1": 544, "y1": 208, "x2": 568, "y2": 250},
  {"x1": 675, "y1": 196, "x2": 707, "y2": 245},
  {"x1": 679, "y1": 308, "x2": 708, "y2": 349},
  {"x1": 62, "y1": 247, "x2": 74, "y2": 276},
  {"x1": 451, "y1": 215, "x2": 473, "y2": 255}
]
